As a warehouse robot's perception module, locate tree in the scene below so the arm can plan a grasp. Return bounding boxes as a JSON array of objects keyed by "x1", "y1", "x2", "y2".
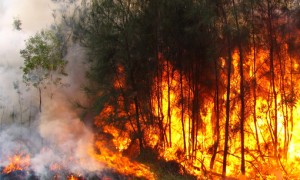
[
  {"x1": 13, "y1": 17, "x2": 22, "y2": 31},
  {"x1": 232, "y1": 0, "x2": 246, "y2": 174},
  {"x1": 20, "y1": 30, "x2": 67, "y2": 112}
]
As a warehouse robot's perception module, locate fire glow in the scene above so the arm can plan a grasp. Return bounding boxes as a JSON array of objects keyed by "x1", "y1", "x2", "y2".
[
  {"x1": 94, "y1": 44, "x2": 300, "y2": 178},
  {"x1": 2, "y1": 1, "x2": 300, "y2": 179},
  {"x1": 1, "y1": 154, "x2": 30, "y2": 174},
  {"x1": 142, "y1": 46, "x2": 300, "y2": 178},
  {"x1": 2, "y1": 45, "x2": 300, "y2": 179}
]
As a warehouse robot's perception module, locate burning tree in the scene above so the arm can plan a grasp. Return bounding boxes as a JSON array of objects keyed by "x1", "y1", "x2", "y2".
[
  {"x1": 2, "y1": 0, "x2": 300, "y2": 178},
  {"x1": 11, "y1": 0, "x2": 300, "y2": 179}
]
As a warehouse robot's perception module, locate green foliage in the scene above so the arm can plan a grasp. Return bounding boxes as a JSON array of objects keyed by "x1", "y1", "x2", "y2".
[{"x1": 20, "y1": 30, "x2": 67, "y2": 89}]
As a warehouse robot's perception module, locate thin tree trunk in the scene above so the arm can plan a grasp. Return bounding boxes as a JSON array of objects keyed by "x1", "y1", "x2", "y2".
[
  {"x1": 232, "y1": 0, "x2": 245, "y2": 174},
  {"x1": 188, "y1": 68, "x2": 192, "y2": 158},
  {"x1": 221, "y1": 3, "x2": 233, "y2": 177},
  {"x1": 192, "y1": 63, "x2": 200, "y2": 160},
  {"x1": 267, "y1": 0, "x2": 278, "y2": 156},
  {"x1": 210, "y1": 56, "x2": 220, "y2": 170},
  {"x1": 134, "y1": 95, "x2": 144, "y2": 152},
  {"x1": 167, "y1": 60, "x2": 172, "y2": 147},
  {"x1": 18, "y1": 93, "x2": 23, "y2": 124},
  {"x1": 250, "y1": 0, "x2": 261, "y2": 154},
  {"x1": 222, "y1": 41, "x2": 232, "y2": 178},
  {"x1": 278, "y1": 46, "x2": 288, "y2": 158},
  {"x1": 288, "y1": 51, "x2": 294, "y2": 153},
  {"x1": 39, "y1": 87, "x2": 42, "y2": 113},
  {"x1": 180, "y1": 67, "x2": 187, "y2": 153}
]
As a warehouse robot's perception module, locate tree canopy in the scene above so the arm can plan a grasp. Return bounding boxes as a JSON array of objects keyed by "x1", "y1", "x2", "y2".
[
  {"x1": 21, "y1": 30, "x2": 67, "y2": 89},
  {"x1": 20, "y1": 29, "x2": 67, "y2": 112}
]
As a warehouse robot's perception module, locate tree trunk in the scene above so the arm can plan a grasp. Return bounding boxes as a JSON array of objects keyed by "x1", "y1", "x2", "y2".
[
  {"x1": 250, "y1": 0, "x2": 261, "y2": 154},
  {"x1": 180, "y1": 67, "x2": 187, "y2": 153},
  {"x1": 221, "y1": 3, "x2": 233, "y2": 177},
  {"x1": 210, "y1": 56, "x2": 220, "y2": 170},
  {"x1": 134, "y1": 95, "x2": 144, "y2": 152},
  {"x1": 232, "y1": 0, "x2": 245, "y2": 174},
  {"x1": 167, "y1": 60, "x2": 172, "y2": 147},
  {"x1": 267, "y1": 0, "x2": 278, "y2": 156},
  {"x1": 39, "y1": 87, "x2": 42, "y2": 113}
]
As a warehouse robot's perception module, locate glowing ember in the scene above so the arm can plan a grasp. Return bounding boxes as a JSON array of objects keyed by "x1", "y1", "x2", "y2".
[
  {"x1": 67, "y1": 174, "x2": 81, "y2": 180},
  {"x1": 2, "y1": 154, "x2": 30, "y2": 174}
]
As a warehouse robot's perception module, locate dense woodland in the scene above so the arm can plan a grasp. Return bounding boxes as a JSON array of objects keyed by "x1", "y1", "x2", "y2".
[{"x1": 13, "y1": 0, "x2": 300, "y2": 178}]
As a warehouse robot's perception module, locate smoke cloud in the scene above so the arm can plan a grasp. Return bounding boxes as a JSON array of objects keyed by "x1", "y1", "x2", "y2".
[{"x1": 0, "y1": 0, "x2": 101, "y2": 177}]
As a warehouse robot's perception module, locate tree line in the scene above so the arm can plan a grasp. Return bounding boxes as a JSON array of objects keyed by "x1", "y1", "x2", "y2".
[{"x1": 20, "y1": 0, "x2": 300, "y2": 178}]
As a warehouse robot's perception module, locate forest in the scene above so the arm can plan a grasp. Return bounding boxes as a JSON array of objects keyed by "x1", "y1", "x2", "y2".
[{"x1": 2, "y1": 0, "x2": 300, "y2": 179}]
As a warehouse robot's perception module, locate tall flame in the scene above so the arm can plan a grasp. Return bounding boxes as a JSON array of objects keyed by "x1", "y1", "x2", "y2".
[{"x1": 143, "y1": 45, "x2": 300, "y2": 178}]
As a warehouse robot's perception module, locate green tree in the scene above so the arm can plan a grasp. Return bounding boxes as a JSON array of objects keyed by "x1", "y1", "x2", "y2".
[{"x1": 20, "y1": 30, "x2": 67, "y2": 112}]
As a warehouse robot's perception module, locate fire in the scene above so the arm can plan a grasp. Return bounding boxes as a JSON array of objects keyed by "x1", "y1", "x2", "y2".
[
  {"x1": 3, "y1": 41, "x2": 296, "y2": 179},
  {"x1": 67, "y1": 174, "x2": 81, "y2": 180},
  {"x1": 92, "y1": 140, "x2": 156, "y2": 180},
  {"x1": 91, "y1": 42, "x2": 300, "y2": 178},
  {"x1": 113, "y1": 44, "x2": 300, "y2": 178},
  {"x1": 2, "y1": 154, "x2": 30, "y2": 174}
]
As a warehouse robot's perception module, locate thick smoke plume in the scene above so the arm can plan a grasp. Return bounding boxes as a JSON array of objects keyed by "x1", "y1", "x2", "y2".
[{"x1": 0, "y1": 0, "x2": 101, "y2": 177}]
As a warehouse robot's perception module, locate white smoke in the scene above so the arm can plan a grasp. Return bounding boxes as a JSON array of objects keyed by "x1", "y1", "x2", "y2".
[
  {"x1": 0, "y1": 0, "x2": 56, "y2": 124},
  {"x1": 0, "y1": 0, "x2": 101, "y2": 178}
]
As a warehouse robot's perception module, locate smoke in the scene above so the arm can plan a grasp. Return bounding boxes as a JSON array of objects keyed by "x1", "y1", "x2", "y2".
[
  {"x1": 0, "y1": 0, "x2": 56, "y2": 123},
  {"x1": 0, "y1": 0, "x2": 102, "y2": 177}
]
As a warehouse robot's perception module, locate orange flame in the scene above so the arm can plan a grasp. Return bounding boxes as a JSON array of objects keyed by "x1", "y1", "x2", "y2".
[
  {"x1": 92, "y1": 141, "x2": 156, "y2": 180},
  {"x1": 67, "y1": 174, "x2": 81, "y2": 180},
  {"x1": 2, "y1": 154, "x2": 30, "y2": 174}
]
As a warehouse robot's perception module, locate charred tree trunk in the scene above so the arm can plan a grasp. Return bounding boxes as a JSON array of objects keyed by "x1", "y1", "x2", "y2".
[
  {"x1": 222, "y1": 37, "x2": 232, "y2": 178},
  {"x1": 191, "y1": 62, "x2": 201, "y2": 160},
  {"x1": 154, "y1": 2, "x2": 167, "y2": 148},
  {"x1": 277, "y1": 45, "x2": 289, "y2": 158},
  {"x1": 267, "y1": 0, "x2": 278, "y2": 156},
  {"x1": 210, "y1": 56, "x2": 220, "y2": 170},
  {"x1": 188, "y1": 67, "x2": 192, "y2": 157},
  {"x1": 288, "y1": 51, "x2": 294, "y2": 154},
  {"x1": 129, "y1": 68, "x2": 144, "y2": 152},
  {"x1": 180, "y1": 65, "x2": 187, "y2": 154},
  {"x1": 232, "y1": 0, "x2": 245, "y2": 174},
  {"x1": 250, "y1": 0, "x2": 261, "y2": 154},
  {"x1": 134, "y1": 95, "x2": 144, "y2": 152},
  {"x1": 221, "y1": 3, "x2": 233, "y2": 177},
  {"x1": 157, "y1": 58, "x2": 165, "y2": 147},
  {"x1": 167, "y1": 60, "x2": 172, "y2": 147}
]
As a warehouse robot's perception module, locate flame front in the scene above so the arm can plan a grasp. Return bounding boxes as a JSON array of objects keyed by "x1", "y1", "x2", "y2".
[
  {"x1": 3, "y1": 19, "x2": 300, "y2": 180},
  {"x1": 92, "y1": 140, "x2": 155, "y2": 179},
  {"x1": 93, "y1": 43, "x2": 300, "y2": 178},
  {"x1": 145, "y1": 46, "x2": 300, "y2": 178},
  {"x1": 2, "y1": 154, "x2": 30, "y2": 174}
]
